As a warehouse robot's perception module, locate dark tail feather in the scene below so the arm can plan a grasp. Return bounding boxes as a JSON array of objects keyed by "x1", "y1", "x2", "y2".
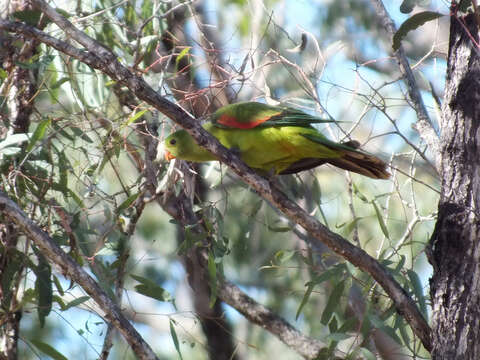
[
  {"x1": 326, "y1": 153, "x2": 390, "y2": 179},
  {"x1": 280, "y1": 140, "x2": 390, "y2": 179}
]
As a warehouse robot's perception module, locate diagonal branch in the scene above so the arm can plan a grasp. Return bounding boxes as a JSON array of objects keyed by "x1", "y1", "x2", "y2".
[
  {"x1": 218, "y1": 280, "x2": 328, "y2": 359},
  {"x1": 370, "y1": 0, "x2": 441, "y2": 172},
  {"x1": 0, "y1": 192, "x2": 159, "y2": 360},
  {"x1": 0, "y1": 1, "x2": 432, "y2": 351}
]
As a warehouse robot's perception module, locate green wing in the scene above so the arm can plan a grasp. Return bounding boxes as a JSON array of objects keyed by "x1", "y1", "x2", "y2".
[{"x1": 211, "y1": 101, "x2": 335, "y2": 129}]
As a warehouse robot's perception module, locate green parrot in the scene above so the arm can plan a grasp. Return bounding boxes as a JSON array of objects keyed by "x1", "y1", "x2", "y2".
[{"x1": 164, "y1": 102, "x2": 390, "y2": 179}]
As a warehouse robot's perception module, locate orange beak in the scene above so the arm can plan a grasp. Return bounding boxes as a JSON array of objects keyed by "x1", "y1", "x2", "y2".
[{"x1": 165, "y1": 150, "x2": 176, "y2": 161}]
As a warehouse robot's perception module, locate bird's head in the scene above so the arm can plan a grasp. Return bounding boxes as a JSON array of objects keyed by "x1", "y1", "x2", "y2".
[
  {"x1": 164, "y1": 129, "x2": 213, "y2": 162},
  {"x1": 165, "y1": 130, "x2": 186, "y2": 161}
]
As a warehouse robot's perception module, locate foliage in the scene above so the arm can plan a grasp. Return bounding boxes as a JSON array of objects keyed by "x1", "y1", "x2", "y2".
[{"x1": 0, "y1": 0, "x2": 446, "y2": 359}]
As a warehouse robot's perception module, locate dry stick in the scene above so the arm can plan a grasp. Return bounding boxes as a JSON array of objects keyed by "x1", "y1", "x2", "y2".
[
  {"x1": 0, "y1": 4, "x2": 432, "y2": 352},
  {"x1": 370, "y1": 0, "x2": 441, "y2": 172},
  {"x1": 0, "y1": 193, "x2": 158, "y2": 360}
]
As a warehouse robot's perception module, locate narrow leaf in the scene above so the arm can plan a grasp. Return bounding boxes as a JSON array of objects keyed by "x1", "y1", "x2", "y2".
[
  {"x1": 63, "y1": 296, "x2": 90, "y2": 311},
  {"x1": 170, "y1": 319, "x2": 183, "y2": 360},
  {"x1": 321, "y1": 280, "x2": 345, "y2": 325},
  {"x1": 372, "y1": 201, "x2": 390, "y2": 239},
  {"x1": 34, "y1": 252, "x2": 52, "y2": 328},
  {"x1": 393, "y1": 11, "x2": 444, "y2": 51},
  {"x1": 400, "y1": 0, "x2": 416, "y2": 13},
  {"x1": 126, "y1": 109, "x2": 148, "y2": 126},
  {"x1": 116, "y1": 192, "x2": 140, "y2": 214},
  {"x1": 275, "y1": 250, "x2": 296, "y2": 264},
  {"x1": 407, "y1": 269, "x2": 428, "y2": 318},
  {"x1": 267, "y1": 225, "x2": 291, "y2": 232},
  {"x1": 296, "y1": 281, "x2": 315, "y2": 320},
  {"x1": 27, "y1": 119, "x2": 51, "y2": 152},
  {"x1": 131, "y1": 274, "x2": 173, "y2": 302},
  {"x1": 358, "y1": 347, "x2": 376, "y2": 360},
  {"x1": 30, "y1": 340, "x2": 68, "y2": 360},
  {"x1": 175, "y1": 47, "x2": 191, "y2": 67},
  {"x1": 53, "y1": 275, "x2": 64, "y2": 296},
  {"x1": 207, "y1": 252, "x2": 217, "y2": 308}
]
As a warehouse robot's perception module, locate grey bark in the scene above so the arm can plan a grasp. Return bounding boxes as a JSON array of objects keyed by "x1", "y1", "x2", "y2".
[{"x1": 429, "y1": 12, "x2": 480, "y2": 360}]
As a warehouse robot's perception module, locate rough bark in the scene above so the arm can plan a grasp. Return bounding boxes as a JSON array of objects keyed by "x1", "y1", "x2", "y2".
[
  {"x1": 429, "y1": 12, "x2": 480, "y2": 359},
  {"x1": 0, "y1": 224, "x2": 22, "y2": 360}
]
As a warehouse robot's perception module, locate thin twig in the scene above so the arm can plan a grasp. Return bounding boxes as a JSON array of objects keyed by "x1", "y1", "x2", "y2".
[{"x1": 369, "y1": 0, "x2": 441, "y2": 172}]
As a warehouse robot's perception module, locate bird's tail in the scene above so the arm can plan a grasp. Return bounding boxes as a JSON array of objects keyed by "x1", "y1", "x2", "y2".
[
  {"x1": 326, "y1": 140, "x2": 390, "y2": 180},
  {"x1": 279, "y1": 140, "x2": 390, "y2": 179}
]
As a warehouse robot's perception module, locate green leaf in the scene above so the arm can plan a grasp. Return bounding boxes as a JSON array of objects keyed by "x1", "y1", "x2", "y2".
[
  {"x1": 321, "y1": 280, "x2": 345, "y2": 325},
  {"x1": 53, "y1": 275, "x2": 64, "y2": 296},
  {"x1": 370, "y1": 314, "x2": 403, "y2": 344},
  {"x1": 170, "y1": 319, "x2": 183, "y2": 360},
  {"x1": 57, "y1": 150, "x2": 69, "y2": 190},
  {"x1": 26, "y1": 119, "x2": 51, "y2": 152},
  {"x1": 52, "y1": 295, "x2": 66, "y2": 311},
  {"x1": 392, "y1": 255, "x2": 406, "y2": 275},
  {"x1": 50, "y1": 77, "x2": 71, "y2": 89},
  {"x1": 131, "y1": 274, "x2": 173, "y2": 302},
  {"x1": 339, "y1": 217, "x2": 364, "y2": 237},
  {"x1": 67, "y1": 189, "x2": 85, "y2": 208},
  {"x1": 13, "y1": 10, "x2": 43, "y2": 26},
  {"x1": 34, "y1": 251, "x2": 52, "y2": 328},
  {"x1": 328, "y1": 315, "x2": 338, "y2": 332},
  {"x1": 63, "y1": 296, "x2": 90, "y2": 311},
  {"x1": 296, "y1": 281, "x2": 315, "y2": 320},
  {"x1": 267, "y1": 225, "x2": 291, "y2": 232},
  {"x1": 70, "y1": 127, "x2": 93, "y2": 143},
  {"x1": 407, "y1": 269, "x2": 428, "y2": 318},
  {"x1": 175, "y1": 47, "x2": 191, "y2": 72},
  {"x1": 126, "y1": 109, "x2": 148, "y2": 126},
  {"x1": 352, "y1": 183, "x2": 369, "y2": 202},
  {"x1": 275, "y1": 250, "x2": 296, "y2": 264},
  {"x1": 393, "y1": 11, "x2": 444, "y2": 51},
  {"x1": 313, "y1": 264, "x2": 346, "y2": 284},
  {"x1": 399, "y1": 0, "x2": 416, "y2": 13},
  {"x1": 358, "y1": 347, "x2": 376, "y2": 360},
  {"x1": 372, "y1": 201, "x2": 390, "y2": 239},
  {"x1": 30, "y1": 339, "x2": 68, "y2": 360},
  {"x1": 338, "y1": 317, "x2": 357, "y2": 333},
  {"x1": 207, "y1": 252, "x2": 217, "y2": 308},
  {"x1": 116, "y1": 192, "x2": 140, "y2": 214},
  {"x1": 398, "y1": 318, "x2": 411, "y2": 348}
]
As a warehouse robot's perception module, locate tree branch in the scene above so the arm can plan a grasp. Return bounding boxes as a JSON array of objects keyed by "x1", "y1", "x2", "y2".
[
  {"x1": 218, "y1": 280, "x2": 333, "y2": 359},
  {"x1": 370, "y1": 0, "x2": 441, "y2": 172},
  {"x1": 0, "y1": 2, "x2": 432, "y2": 351},
  {"x1": 0, "y1": 193, "x2": 159, "y2": 360}
]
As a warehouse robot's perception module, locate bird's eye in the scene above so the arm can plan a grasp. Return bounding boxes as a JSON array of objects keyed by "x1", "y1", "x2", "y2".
[{"x1": 169, "y1": 139, "x2": 177, "y2": 145}]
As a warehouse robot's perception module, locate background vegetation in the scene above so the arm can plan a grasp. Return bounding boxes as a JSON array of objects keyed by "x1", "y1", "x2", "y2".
[{"x1": 1, "y1": 0, "x2": 452, "y2": 359}]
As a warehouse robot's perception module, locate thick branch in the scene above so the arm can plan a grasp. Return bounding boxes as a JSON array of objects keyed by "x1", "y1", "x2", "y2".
[
  {"x1": 370, "y1": 0, "x2": 441, "y2": 172},
  {"x1": 218, "y1": 280, "x2": 330, "y2": 359},
  {"x1": 0, "y1": 3, "x2": 432, "y2": 351},
  {"x1": 0, "y1": 193, "x2": 159, "y2": 360}
]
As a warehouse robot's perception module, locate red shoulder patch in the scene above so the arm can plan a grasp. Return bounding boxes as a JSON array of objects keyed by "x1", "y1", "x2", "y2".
[{"x1": 217, "y1": 114, "x2": 273, "y2": 129}]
